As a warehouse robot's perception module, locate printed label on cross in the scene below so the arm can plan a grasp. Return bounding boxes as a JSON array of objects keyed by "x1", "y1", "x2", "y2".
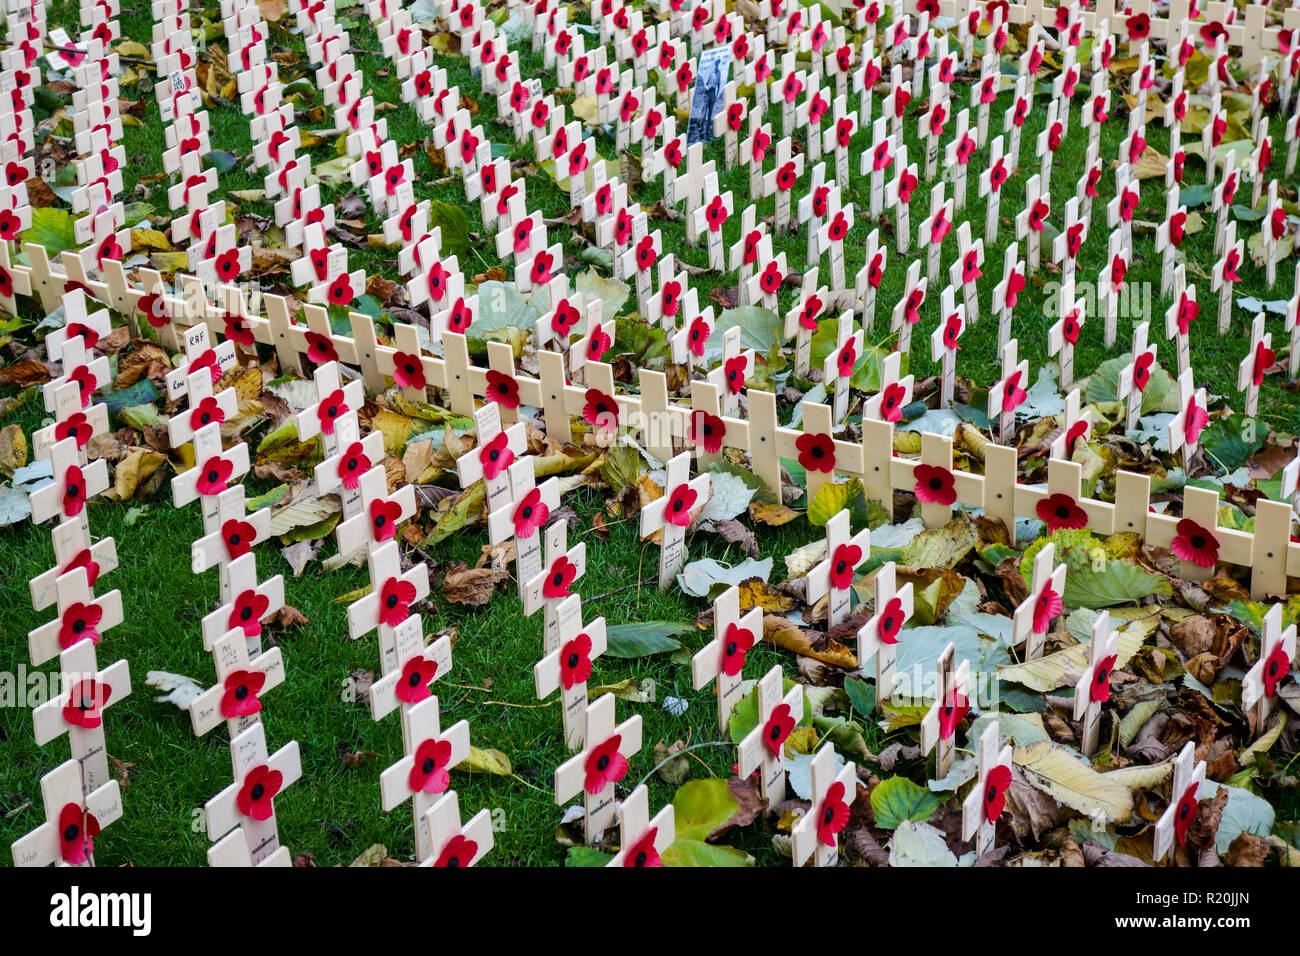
[{"x1": 607, "y1": 783, "x2": 675, "y2": 867}]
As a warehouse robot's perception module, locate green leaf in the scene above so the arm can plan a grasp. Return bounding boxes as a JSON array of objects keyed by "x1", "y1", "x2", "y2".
[
  {"x1": 900, "y1": 513, "x2": 979, "y2": 569},
  {"x1": 706, "y1": 306, "x2": 781, "y2": 363},
  {"x1": 427, "y1": 200, "x2": 469, "y2": 257},
  {"x1": 24, "y1": 207, "x2": 78, "y2": 259},
  {"x1": 843, "y1": 675, "x2": 876, "y2": 717},
  {"x1": 103, "y1": 379, "x2": 159, "y2": 416},
  {"x1": 203, "y1": 150, "x2": 239, "y2": 174},
  {"x1": 469, "y1": 281, "x2": 542, "y2": 337},
  {"x1": 574, "y1": 268, "x2": 631, "y2": 322},
  {"x1": 662, "y1": 778, "x2": 754, "y2": 867},
  {"x1": 564, "y1": 846, "x2": 613, "y2": 866},
  {"x1": 871, "y1": 776, "x2": 941, "y2": 829},
  {"x1": 1083, "y1": 354, "x2": 1175, "y2": 413},
  {"x1": 807, "y1": 477, "x2": 872, "y2": 528},
  {"x1": 1199, "y1": 413, "x2": 1264, "y2": 475},
  {"x1": 1179, "y1": 183, "x2": 1215, "y2": 208},
  {"x1": 603, "y1": 620, "x2": 689, "y2": 658}
]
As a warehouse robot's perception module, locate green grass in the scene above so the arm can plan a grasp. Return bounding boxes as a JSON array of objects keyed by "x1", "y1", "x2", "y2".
[{"x1": 0, "y1": 0, "x2": 1297, "y2": 866}]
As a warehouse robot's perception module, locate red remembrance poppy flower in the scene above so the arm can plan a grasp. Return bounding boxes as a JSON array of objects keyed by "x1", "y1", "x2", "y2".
[
  {"x1": 705, "y1": 196, "x2": 729, "y2": 231},
  {"x1": 316, "y1": 389, "x2": 350, "y2": 436},
  {"x1": 664, "y1": 484, "x2": 698, "y2": 527},
  {"x1": 1177, "y1": 293, "x2": 1199, "y2": 334},
  {"x1": 530, "y1": 250, "x2": 555, "y2": 286},
  {"x1": 660, "y1": 281, "x2": 682, "y2": 318},
  {"x1": 689, "y1": 411, "x2": 725, "y2": 454},
  {"x1": 54, "y1": 413, "x2": 92, "y2": 450},
  {"x1": 583, "y1": 388, "x2": 618, "y2": 432},
  {"x1": 796, "y1": 432, "x2": 836, "y2": 473},
  {"x1": 223, "y1": 518, "x2": 256, "y2": 560},
  {"x1": 552, "y1": 298, "x2": 580, "y2": 338},
  {"x1": 623, "y1": 828, "x2": 662, "y2": 867},
  {"x1": 1184, "y1": 398, "x2": 1208, "y2": 445},
  {"x1": 687, "y1": 317, "x2": 711, "y2": 356},
  {"x1": 1263, "y1": 642, "x2": 1292, "y2": 698},
  {"x1": 393, "y1": 351, "x2": 426, "y2": 391},
  {"x1": 799, "y1": 293, "x2": 824, "y2": 331},
  {"x1": 878, "y1": 383, "x2": 908, "y2": 423},
  {"x1": 479, "y1": 432, "x2": 514, "y2": 482},
  {"x1": 543, "y1": 556, "x2": 578, "y2": 599},
  {"x1": 1221, "y1": 250, "x2": 1241, "y2": 283},
  {"x1": 63, "y1": 678, "x2": 110, "y2": 729},
  {"x1": 983, "y1": 764, "x2": 1012, "y2": 823},
  {"x1": 1272, "y1": 208, "x2": 1287, "y2": 241},
  {"x1": 69, "y1": 367, "x2": 97, "y2": 407},
  {"x1": 1172, "y1": 518, "x2": 1219, "y2": 568},
  {"x1": 190, "y1": 396, "x2": 224, "y2": 433},
  {"x1": 868, "y1": 253, "x2": 885, "y2": 287},
  {"x1": 1001, "y1": 371, "x2": 1027, "y2": 412},
  {"x1": 828, "y1": 211, "x2": 849, "y2": 243},
  {"x1": 215, "y1": 249, "x2": 242, "y2": 281},
  {"x1": 1033, "y1": 586, "x2": 1062, "y2": 634},
  {"x1": 1066, "y1": 418, "x2": 1089, "y2": 454},
  {"x1": 196, "y1": 456, "x2": 233, "y2": 497},
  {"x1": 305, "y1": 332, "x2": 339, "y2": 365},
  {"x1": 830, "y1": 543, "x2": 862, "y2": 590},
  {"x1": 409, "y1": 738, "x2": 453, "y2": 795},
  {"x1": 0, "y1": 265, "x2": 14, "y2": 300},
  {"x1": 836, "y1": 340, "x2": 857, "y2": 379},
  {"x1": 338, "y1": 442, "x2": 370, "y2": 490},
  {"x1": 721, "y1": 622, "x2": 755, "y2": 676},
  {"x1": 877, "y1": 595, "x2": 906, "y2": 645},
  {"x1": 897, "y1": 169, "x2": 918, "y2": 203},
  {"x1": 379, "y1": 578, "x2": 417, "y2": 627},
  {"x1": 513, "y1": 488, "x2": 550, "y2": 538},
  {"x1": 1127, "y1": 13, "x2": 1150, "y2": 40},
  {"x1": 763, "y1": 703, "x2": 796, "y2": 757},
  {"x1": 63, "y1": 549, "x2": 100, "y2": 587},
  {"x1": 942, "y1": 313, "x2": 963, "y2": 349},
  {"x1": 759, "y1": 261, "x2": 783, "y2": 295},
  {"x1": 370, "y1": 499, "x2": 402, "y2": 542},
  {"x1": 584, "y1": 735, "x2": 628, "y2": 794},
  {"x1": 1029, "y1": 199, "x2": 1049, "y2": 231},
  {"x1": 1037, "y1": 492, "x2": 1087, "y2": 532},
  {"x1": 224, "y1": 314, "x2": 255, "y2": 346},
  {"x1": 1133, "y1": 351, "x2": 1155, "y2": 391},
  {"x1": 327, "y1": 274, "x2": 355, "y2": 306},
  {"x1": 914, "y1": 464, "x2": 956, "y2": 505},
  {"x1": 816, "y1": 780, "x2": 851, "y2": 847},
  {"x1": 560, "y1": 632, "x2": 593, "y2": 690},
  {"x1": 938, "y1": 686, "x2": 969, "y2": 739},
  {"x1": 1091, "y1": 653, "x2": 1117, "y2": 703},
  {"x1": 221, "y1": 668, "x2": 266, "y2": 717},
  {"x1": 587, "y1": 326, "x2": 612, "y2": 362},
  {"x1": 58, "y1": 804, "x2": 100, "y2": 864},
  {"x1": 484, "y1": 370, "x2": 520, "y2": 409},
  {"x1": 434, "y1": 835, "x2": 478, "y2": 867},
  {"x1": 905, "y1": 288, "x2": 925, "y2": 324},
  {"x1": 229, "y1": 590, "x2": 270, "y2": 638},
  {"x1": 1173, "y1": 783, "x2": 1199, "y2": 846}
]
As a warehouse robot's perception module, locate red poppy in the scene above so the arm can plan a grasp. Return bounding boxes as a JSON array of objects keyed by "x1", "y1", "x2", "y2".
[
  {"x1": 221, "y1": 668, "x2": 266, "y2": 718},
  {"x1": 1221, "y1": 249, "x2": 1241, "y2": 284},
  {"x1": 938, "y1": 686, "x2": 969, "y2": 739},
  {"x1": 942, "y1": 313, "x2": 963, "y2": 350},
  {"x1": 1173, "y1": 783, "x2": 1199, "y2": 846},
  {"x1": 1000, "y1": 370, "x2": 1027, "y2": 413},
  {"x1": 224, "y1": 313, "x2": 255, "y2": 347},
  {"x1": 560, "y1": 632, "x2": 593, "y2": 690},
  {"x1": 69, "y1": 367, "x2": 97, "y2": 407},
  {"x1": 816, "y1": 780, "x2": 851, "y2": 847},
  {"x1": 539, "y1": 555, "x2": 577, "y2": 600},
  {"x1": 1272, "y1": 207, "x2": 1288, "y2": 241},
  {"x1": 875, "y1": 383, "x2": 907, "y2": 424},
  {"x1": 1036, "y1": 493, "x2": 1087, "y2": 532},
  {"x1": 799, "y1": 293, "x2": 824, "y2": 331},
  {"x1": 530, "y1": 250, "x2": 555, "y2": 286},
  {"x1": 1262, "y1": 642, "x2": 1292, "y2": 698},
  {"x1": 62, "y1": 678, "x2": 110, "y2": 729},
  {"x1": 0, "y1": 265, "x2": 13, "y2": 300},
  {"x1": 391, "y1": 351, "x2": 426, "y2": 391},
  {"x1": 689, "y1": 411, "x2": 725, "y2": 454},
  {"x1": 54, "y1": 413, "x2": 92, "y2": 450},
  {"x1": 63, "y1": 549, "x2": 100, "y2": 587},
  {"x1": 905, "y1": 288, "x2": 925, "y2": 324},
  {"x1": 836, "y1": 340, "x2": 857, "y2": 379},
  {"x1": 762, "y1": 702, "x2": 796, "y2": 757},
  {"x1": 687, "y1": 317, "x2": 711, "y2": 357},
  {"x1": 583, "y1": 735, "x2": 628, "y2": 794},
  {"x1": 622, "y1": 828, "x2": 662, "y2": 867},
  {"x1": 215, "y1": 248, "x2": 242, "y2": 282},
  {"x1": 327, "y1": 273, "x2": 355, "y2": 306},
  {"x1": 1033, "y1": 586, "x2": 1062, "y2": 635},
  {"x1": 660, "y1": 281, "x2": 682, "y2": 319},
  {"x1": 228, "y1": 588, "x2": 269, "y2": 637},
  {"x1": 583, "y1": 388, "x2": 618, "y2": 432},
  {"x1": 58, "y1": 803, "x2": 100, "y2": 864},
  {"x1": 305, "y1": 332, "x2": 339, "y2": 365},
  {"x1": 1132, "y1": 351, "x2": 1155, "y2": 392},
  {"x1": 868, "y1": 253, "x2": 885, "y2": 288},
  {"x1": 338, "y1": 442, "x2": 370, "y2": 491},
  {"x1": 827, "y1": 211, "x2": 849, "y2": 244},
  {"x1": 893, "y1": 87, "x2": 911, "y2": 118},
  {"x1": 829, "y1": 543, "x2": 862, "y2": 590},
  {"x1": 183, "y1": 396, "x2": 222, "y2": 434},
  {"x1": 983, "y1": 764, "x2": 1012, "y2": 823},
  {"x1": 721, "y1": 622, "x2": 755, "y2": 677},
  {"x1": 1184, "y1": 397, "x2": 1208, "y2": 445},
  {"x1": 1066, "y1": 417, "x2": 1090, "y2": 454},
  {"x1": 1172, "y1": 518, "x2": 1219, "y2": 568},
  {"x1": 1004, "y1": 269, "x2": 1026, "y2": 310},
  {"x1": 897, "y1": 168, "x2": 918, "y2": 204},
  {"x1": 1090, "y1": 652, "x2": 1117, "y2": 703},
  {"x1": 409, "y1": 738, "x2": 453, "y2": 795},
  {"x1": 989, "y1": 158, "x2": 1008, "y2": 192},
  {"x1": 484, "y1": 370, "x2": 520, "y2": 409},
  {"x1": 196, "y1": 456, "x2": 233, "y2": 497},
  {"x1": 370, "y1": 499, "x2": 402, "y2": 542},
  {"x1": 1175, "y1": 293, "x2": 1199, "y2": 335},
  {"x1": 1126, "y1": 12, "x2": 1150, "y2": 40},
  {"x1": 223, "y1": 518, "x2": 256, "y2": 560},
  {"x1": 474, "y1": 431, "x2": 512, "y2": 482},
  {"x1": 796, "y1": 432, "x2": 836, "y2": 474},
  {"x1": 434, "y1": 834, "x2": 478, "y2": 867},
  {"x1": 375, "y1": 577, "x2": 415, "y2": 628},
  {"x1": 1200, "y1": 20, "x2": 1227, "y2": 46},
  {"x1": 914, "y1": 464, "x2": 956, "y2": 505},
  {"x1": 513, "y1": 488, "x2": 550, "y2": 538},
  {"x1": 664, "y1": 483, "x2": 698, "y2": 528}
]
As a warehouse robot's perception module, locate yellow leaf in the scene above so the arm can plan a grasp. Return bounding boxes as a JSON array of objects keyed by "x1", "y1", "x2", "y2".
[
  {"x1": 370, "y1": 408, "x2": 416, "y2": 456},
  {"x1": 220, "y1": 365, "x2": 263, "y2": 403},
  {"x1": 113, "y1": 448, "x2": 166, "y2": 499},
  {"x1": 130, "y1": 228, "x2": 172, "y2": 252},
  {"x1": 1133, "y1": 146, "x2": 1170, "y2": 180},
  {"x1": 749, "y1": 501, "x2": 800, "y2": 526},
  {"x1": 112, "y1": 40, "x2": 150, "y2": 58},
  {"x1": 1014, "y1": 740, "x2": 1133, "y2": 823},
  {"x1": 737, "y1": 579, "x2": 795, "y2": 614},
  {"x1": 997, "y1": 609, "x2": 1158, "y2": 691},
  {"x1": 762, "y1": 613, "x2": 858, "y2": 668},
  {"x1": 0, "y1": 423, "x2": 27, "y2": 476},
  {"x1": 460, "y1": 746, "x2": 512, "y2": 775}
]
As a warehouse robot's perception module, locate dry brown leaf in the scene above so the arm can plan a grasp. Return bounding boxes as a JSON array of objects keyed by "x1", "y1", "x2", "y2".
[
  {"x1": 443, "y1": 562, "x2": 509, "y2": 606},
  {"x1": 761, "y1": 613, "x2": 857, "y2": 668}
]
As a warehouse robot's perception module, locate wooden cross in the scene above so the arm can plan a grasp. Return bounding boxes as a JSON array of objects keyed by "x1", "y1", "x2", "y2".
[
  {"x1": 1017, "y1": 456, "x2": 1117, "y2": 538},
  {"x1": 380, "y1": 695, "x2": 471, "y2": 860},
  {"x1": 456, "y1": 403, "x2": 526, "y2": 519},
  {"x1": 293, "y1": 360, "x2": 364, "y2": 458},
  {"x1": 690, "y1": 171, "x2": 731, "y2": 271},
  {"x1": 918, "y1": 181, "x2": 952, "y2": 285},
  {"x1": 1236, "y1": 313, "x2": 1273, "y2": 418},
  {"x1": 1096, "y1": 229, "x2": 1128, "y2": 348},
  {"x1": 738, "y1": 664, "x2": 804, "y2": 801},
  {"x1": 865, "y1": 115, "x2": 894, "y2": 220},
  {"x1": 203, "y1": 721, "x2": 300, "y2": 866},
  {"x1": 27, "y1": 564, "x2": 123, "y2": 668},
  {"x1": 988, "y1": 338, "x2": 1029, "y2": 444},
  {"x1": 419, "y1": 790, "x2": 494, "y2": 867},
  {"x1": 961, "y1": 723, "x2": 1012, "y2": 857},
  {"x1": 1167, "y1": 367, "x2": 1210, "y2": 470},
  {"x1": 1146, "y1": 485, "x2": 1254, "y2": 583},
  {"x1": 1014, "y1": 173, "x2": 1048, "y2": 275},
  {"x1": 892, "y1": 260, "x2": 926, "y2": 356},
  {"x1": 1106, "y1": 163, "x2": 1139, "y2": 260},
  {"x1": 1154, "y1": 741, "x2": 1206, "y2": 863},
  {"x1": 198, "y1": 547, "x2": 285, "y2": 653},
  {"x1": 345, "y1": 540, "x2": 432, "y2": 643},
  {"x1": 791, "y1": 744, "x2": 856, "y2": 867},
  {"x1": 944, "y1": 107, "x2": 977, "y2": 211},
  {"x1": 863, "y1": 350, "x2": 913, "y2": 425},
  {"x1": 607, "y1": 783, "x2": 675, "y2": 867},
  {"x1": 763, "y1": 136, "x2": 804, "y2": 232},
  {"x1": 640, "y1": 451, "x2": 709, "y2": 588},
  {"x1": 807, "y1": 509, "x2": 869, "y2": 628},
  {"x1": 1117, "y1": 321, "x2": 1158, "y2": 431},
  {"x1": 795, "y1": 161, "x2": 828, "y2": 263},
  {"x1": 920, "y1": 66, "x2": 948, "y2": 181},
  {"x1": 368, "y1": 625, "x2": 454, "y2": 721},
  {"x1": 42, "y1": 329, "x2": 108, "y2": 416},
  {"x1": 553, "y1": 692, "x2": 642, "y2": 841},
  {"x1": 921, "y1": 642, "x2": 971, "y2": 779},
  {"x1": 1242, "y1": 604, "x2": 1297, "y2": 732},
  {"x1": 486, "y1": 458, "x2": 562, "y2": 603},
  {"x1": 977, "y1": 134, "x2": 1008, "y2": 245},
  {"x1": 29, "y1": 514, "x2": 119, "y2": 614},
  {"x1": 1012, "y1": 543, "x2": 1067, "y2": 662},
  {"x1": 524, "y1": 520, "x2": 588, "y2": 652},
  {"x1": 693, "y1": 584, "x2": 764, "y2": 732},
  {"x1": 822, "y1": 310, "x2": 862, "y2": 423},
  {"x1": 1047, "y1": 281, "x2": 1085, "y2": 390},
  {"x1": 535, "y1": 594, "x2": 607, "y2": 749},
  {"x1": 853, "y1": 229, "x2": 887, "y2": 332},
  {"x1": 189, "y1": 625, "x2": 286, "y2": 739},
  {"x1": 783, "y1": 266, "x2": 827, "y2": 376},
  {"x1": 32, "y1": 639, "x2": 130, "y2": 794},
  {"x1": 1050, "y1": 389, "x2": 1093, "y2": 461},
  {"x1": 1074, "y1": 610, "x2": 1119, "y2": 756},
  {"x1": 10, "y1": 759, "x2": 121, "y2": 867},
  {"x1": 857, "y1": 562, "x2": 913, "y2": 709},
  {"x1": 887, "y1": 144, "x2": 917, "y2": 253},
  {"x1": 930, "y1": 286, "x2": 965, "y2": 408}
]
